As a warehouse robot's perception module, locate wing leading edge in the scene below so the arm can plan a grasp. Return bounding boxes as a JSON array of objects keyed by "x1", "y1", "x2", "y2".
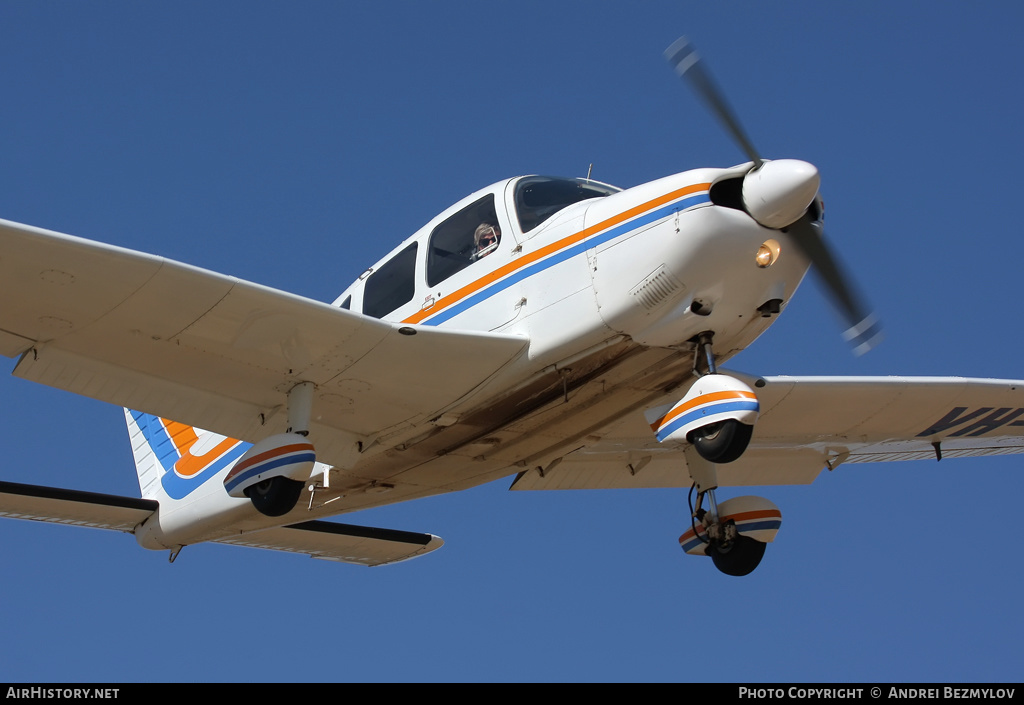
[{"x1": 510, "y1": 375, "x2": 1024, "y2": 490}]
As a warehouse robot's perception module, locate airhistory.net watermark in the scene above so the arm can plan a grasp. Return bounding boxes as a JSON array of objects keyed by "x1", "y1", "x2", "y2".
[{"x1": 5, "y1": 688, "x2": 118, "y2": 699}]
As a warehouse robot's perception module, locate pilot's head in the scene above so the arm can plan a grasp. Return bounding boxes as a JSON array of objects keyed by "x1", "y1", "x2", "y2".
[{"x1": 474, "y1": 223, "x2": 499, "y2": 251}]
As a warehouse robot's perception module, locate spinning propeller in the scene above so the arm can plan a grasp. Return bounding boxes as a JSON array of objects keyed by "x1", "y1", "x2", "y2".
[{"x1": 665, "y1": 37, "x2": 882, "y2": 355}]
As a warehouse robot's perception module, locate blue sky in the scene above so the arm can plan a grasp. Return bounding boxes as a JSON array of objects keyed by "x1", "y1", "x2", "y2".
[{"x1": 1, "y1": 1, "x2": 1022, "y2": 683}]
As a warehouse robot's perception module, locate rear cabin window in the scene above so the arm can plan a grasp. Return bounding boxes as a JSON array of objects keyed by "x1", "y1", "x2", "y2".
[
  {"x1": 514, "y1": 176, "x2": 618, "y2": 233},
  {"x1": 426, "y1": 194, "x2": 501, "y2": 287},
  {"x1": 362, "y1": 242, "x2": 418, "y2": 319}
]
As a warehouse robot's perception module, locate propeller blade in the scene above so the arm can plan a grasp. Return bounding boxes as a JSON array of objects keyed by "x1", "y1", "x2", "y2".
[
  {"x1": 664, "y1": 36, "x2": 763, "y2": 168},
  {"x1": 665, "y1": 35, "x2": 881, "y2": 355},
  {"x1": 786, "y1": 215, "x2": 883, "y2": 355}
]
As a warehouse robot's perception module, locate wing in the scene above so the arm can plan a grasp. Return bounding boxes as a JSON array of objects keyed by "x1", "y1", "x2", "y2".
[
  {"x1": 0, "y1": 480, "x2": 442, "y2": 566},
  {"x1": 510, "y1": 375, "x2": 1024, "y2": 490},
  {"x1": 0, "y1": 218, "x2": 528, "y2": 468}
]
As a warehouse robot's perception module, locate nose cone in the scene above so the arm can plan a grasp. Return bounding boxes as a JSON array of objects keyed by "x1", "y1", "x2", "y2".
[{"x1": 742, "y1": 159, "x2": 820, "y2": 229}]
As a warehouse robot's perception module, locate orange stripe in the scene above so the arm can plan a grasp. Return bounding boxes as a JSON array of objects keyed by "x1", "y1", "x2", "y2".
[
  {"x1": 649, "y1": 390, "x2": 758, "y2": 432},
  {"x1": 730, "y1": 509, "x2": 782, "y2": 522},
  {"x1": 402, "y1": 182, "x2": 711, "y2": 325},
  {"x1": 174, "y1": 438, "x2": 242, "y2": 478},
  {"x1": 161, "y1": 418, "x2": 245, "y2": 479},
  {"x1": 225, "y1": 442, "x2": 315, "y2": 480},
  {"x1": 161, "y1": 419, "x2": 198, "y2": 456}
]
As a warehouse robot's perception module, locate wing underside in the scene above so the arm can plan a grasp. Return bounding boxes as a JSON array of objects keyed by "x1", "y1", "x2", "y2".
[
  {"x1": 0, "y1": 218, "x2": 529, "y2": 468},
  {"x1": 510, "y1": 375, "x2": 1024, "y2": 490}
]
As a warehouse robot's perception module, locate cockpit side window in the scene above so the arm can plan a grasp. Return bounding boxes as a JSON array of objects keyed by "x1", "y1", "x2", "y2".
[
  {"x1": 514, "y1": 176, "x2": 618, "y2": 233},
  {"x1": 426, "y1": 195, "x2": 500, "y2": 287},
  {"x1": 363, "y1": 242, "x2": 418, "y2": 319}
]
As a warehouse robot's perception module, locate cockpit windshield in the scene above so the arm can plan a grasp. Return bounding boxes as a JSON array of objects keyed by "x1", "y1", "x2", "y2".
[{"x1": 514, "y1": 176, "x2": 619, "y2": 233}]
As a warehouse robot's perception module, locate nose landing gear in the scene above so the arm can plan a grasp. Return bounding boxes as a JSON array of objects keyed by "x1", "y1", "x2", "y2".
[
  {"x1": 685, "y1": 481, "x2": 770, "y2": 576},
  {"x1": 678, "y1": 446, "x2": 782, "y2": 576}
]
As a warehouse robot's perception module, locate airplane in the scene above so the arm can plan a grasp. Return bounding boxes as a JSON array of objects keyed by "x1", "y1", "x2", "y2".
[{"x1": 1, "y1": 37, "x2": 1023, "y2": 577}]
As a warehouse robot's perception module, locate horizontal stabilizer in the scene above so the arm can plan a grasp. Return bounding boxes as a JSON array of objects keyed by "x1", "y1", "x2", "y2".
[
  {"x1": 215, "y1": 521, "x2": 444, "y2": 566},
  {"x1": 0, "y1": 480, "x2": 442, "y2": 566},
  {"x1": 0, "y1": 480, "x2": 157, "y2": 532}
]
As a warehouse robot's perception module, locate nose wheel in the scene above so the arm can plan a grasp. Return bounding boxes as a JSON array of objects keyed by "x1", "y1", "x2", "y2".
[
  {"x1": 688, "y1": 484, "x2": 768, "y2": 577},
  {"x1": 706, "y1": 534, "x2": 767, "y2": 576}
]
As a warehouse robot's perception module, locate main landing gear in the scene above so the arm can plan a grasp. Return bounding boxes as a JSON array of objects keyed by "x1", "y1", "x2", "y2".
[
  {"x1": 224, "y1": 382, "x2": 318, "y2": 517},
  {"x1": 647, "y1": 332, "x2": 782, "y2": 576},
  {"x1": 684, "y1": 333, "x2": 757, "y2": 465}
]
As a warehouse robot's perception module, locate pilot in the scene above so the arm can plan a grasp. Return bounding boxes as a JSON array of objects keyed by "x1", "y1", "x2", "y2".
[{"x1": 473, "y1": 223, "x2": 500, "y2": 260}]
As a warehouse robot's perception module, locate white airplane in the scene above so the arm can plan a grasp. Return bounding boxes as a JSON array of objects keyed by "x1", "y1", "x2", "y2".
[{"x1": 2, "y1": 38, "x2": 1023, "y2": 576}]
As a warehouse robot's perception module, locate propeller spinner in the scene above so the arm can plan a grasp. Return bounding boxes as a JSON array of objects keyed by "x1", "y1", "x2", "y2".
[{"x1": 664, "y1": 37, "x2": 882, "y2": 355}]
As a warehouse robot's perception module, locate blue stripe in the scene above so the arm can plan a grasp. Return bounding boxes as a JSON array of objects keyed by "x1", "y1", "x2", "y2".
[
  {"x1": 129, "y1": 410, "x2": 177, "y2": 473},
  {"x1": 162, "y1": 443, "x2": 250, "y2": 500},
  {"x1": 680, "y1": 520, "x2": 781, "y2": 553},
  {"x1": 129, "y1": 410, "x2": 253, "y2": 499},
  {"x1": 681, "y1": 536, "x2": 707, "y2": 553},
  {"x1": 223, "y1": 452, "x2": 316, "y2": 493},
  {"x1": 423, "y1": 192, "x2": 710, "y2": 325},
  {"x1": 656, "y1": 400, "x2": 759, "y2": 442},
  {"x1": 735, "y1": 519, "x2": 782, "y2": 533}
]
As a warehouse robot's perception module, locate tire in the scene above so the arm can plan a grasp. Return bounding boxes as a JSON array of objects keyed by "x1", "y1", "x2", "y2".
[
  {"x1": 706, "y1": 535, "x2": 766, "y2": 576},
  {"x1": 688, "y1": 419, "x2": 753, "y2": 464},
  {"x1": 244, "y1": 476, "x2": 304, "y2": 517}
]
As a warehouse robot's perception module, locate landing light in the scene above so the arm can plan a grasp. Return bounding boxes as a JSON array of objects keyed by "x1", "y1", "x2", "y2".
[{"x1": 756, "y1": 239, "x2": 781, "y2": 268}]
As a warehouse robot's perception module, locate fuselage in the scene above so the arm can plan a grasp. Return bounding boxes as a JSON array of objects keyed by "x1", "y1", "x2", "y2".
[
  {"x1": 140, "y1": 164, "x2": 814, "y2": 548},
  {"x1": 340, "y1": 166, "x2": 809, "y2": 361}
]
